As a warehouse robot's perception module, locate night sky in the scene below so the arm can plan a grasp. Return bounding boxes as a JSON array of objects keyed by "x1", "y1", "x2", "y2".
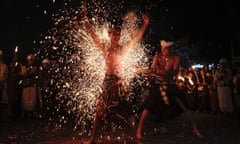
[{"x1": 0, "y1": 0, "x2": 239, "y2": 64}]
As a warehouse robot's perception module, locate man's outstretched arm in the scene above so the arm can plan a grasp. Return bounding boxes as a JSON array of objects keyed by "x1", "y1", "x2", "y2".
[
  {"x1": 82, "y1": 0, "x2": 105, "y2": 51},
  {"x1": 123, "y1": 15, "x2": 149, "y2": 51}
]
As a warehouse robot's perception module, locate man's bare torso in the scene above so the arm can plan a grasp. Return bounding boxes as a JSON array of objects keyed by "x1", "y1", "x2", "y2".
[
  {"x1": 103, "y1": 46, "x2": 124, "y2": 75},
  {"x1": 154, "y1": 53, "x2": 180, "y2": 81}
]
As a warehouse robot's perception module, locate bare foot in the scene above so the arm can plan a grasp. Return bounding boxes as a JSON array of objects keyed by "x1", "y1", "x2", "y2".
[
  {"x1": 134, "y1": 137, "x2": 143, "y2": 144},
  {"x1": 193, "y1": 130, "x2": 204, "y2": 139}
]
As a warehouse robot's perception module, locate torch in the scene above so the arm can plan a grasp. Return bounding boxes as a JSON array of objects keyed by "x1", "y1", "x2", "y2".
[
  {"x1": 14, "y1": 45, "x2": 18, "y2": 58},
  {"x1": 11, "y1": 45, "x2": 21, "y2": 72}
]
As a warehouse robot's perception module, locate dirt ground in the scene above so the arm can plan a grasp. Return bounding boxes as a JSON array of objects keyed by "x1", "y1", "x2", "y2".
[{"x1": 0, "y1": 112, "x2": 240, "y2": 144}]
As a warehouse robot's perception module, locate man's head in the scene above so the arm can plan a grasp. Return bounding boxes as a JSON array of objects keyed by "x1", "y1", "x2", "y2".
[
  {"x1": 160, "y1": 40, "x2": 174, "y2": 56},
  {"x1": 0, "y1": 50, "x2": 3, "y2": 60},
  {"x1": 108, "y1": 26, "x2": 121, "y2": 43},
  {"x1": 42, "y1": 58, "x2": 50, "y2": 68},
  {"x1": 0, "y1": 50, "x2": 3, "y2": 56},
  {"x1": 219, "y1": 58, "x2": 227, "y2": 68},
  {"x1": 26, "y1": 54, "x2": 35, "y2": 65}
]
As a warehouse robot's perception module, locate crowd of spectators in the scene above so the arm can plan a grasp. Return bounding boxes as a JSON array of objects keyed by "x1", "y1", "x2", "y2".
[
  {"x1": 0, "y1": 50, "x2": 59, "y2": 122},
  {"x1": 0, "y1": 49, "x2": 240, "y2": 123},
  {"x1": 176, "y1": 60, "x2": 240, "y2": 118}
]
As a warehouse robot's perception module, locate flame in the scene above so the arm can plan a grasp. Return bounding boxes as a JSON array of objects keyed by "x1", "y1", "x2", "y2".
[{"x1": 14, "y1": 46, "x2": 18, "y2": 53}]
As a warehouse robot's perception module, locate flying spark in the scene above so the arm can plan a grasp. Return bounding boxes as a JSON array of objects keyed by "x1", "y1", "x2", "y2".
[{"x1": 34, "y1": 0, "x2": 152, "y2": 137}]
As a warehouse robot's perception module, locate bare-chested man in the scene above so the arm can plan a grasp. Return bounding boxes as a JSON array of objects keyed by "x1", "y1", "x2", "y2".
[
  {"x1": 136, "y1": 40, "x2": 204, "y2": 142},
  {"x1": 82, "y1": 0, "x2": 149, "y2": 143}
]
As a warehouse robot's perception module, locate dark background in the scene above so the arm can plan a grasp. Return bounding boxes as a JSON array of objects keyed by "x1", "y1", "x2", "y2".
[{"x1": 0, "y1": 0, "x2": 239, "y2": 65}]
